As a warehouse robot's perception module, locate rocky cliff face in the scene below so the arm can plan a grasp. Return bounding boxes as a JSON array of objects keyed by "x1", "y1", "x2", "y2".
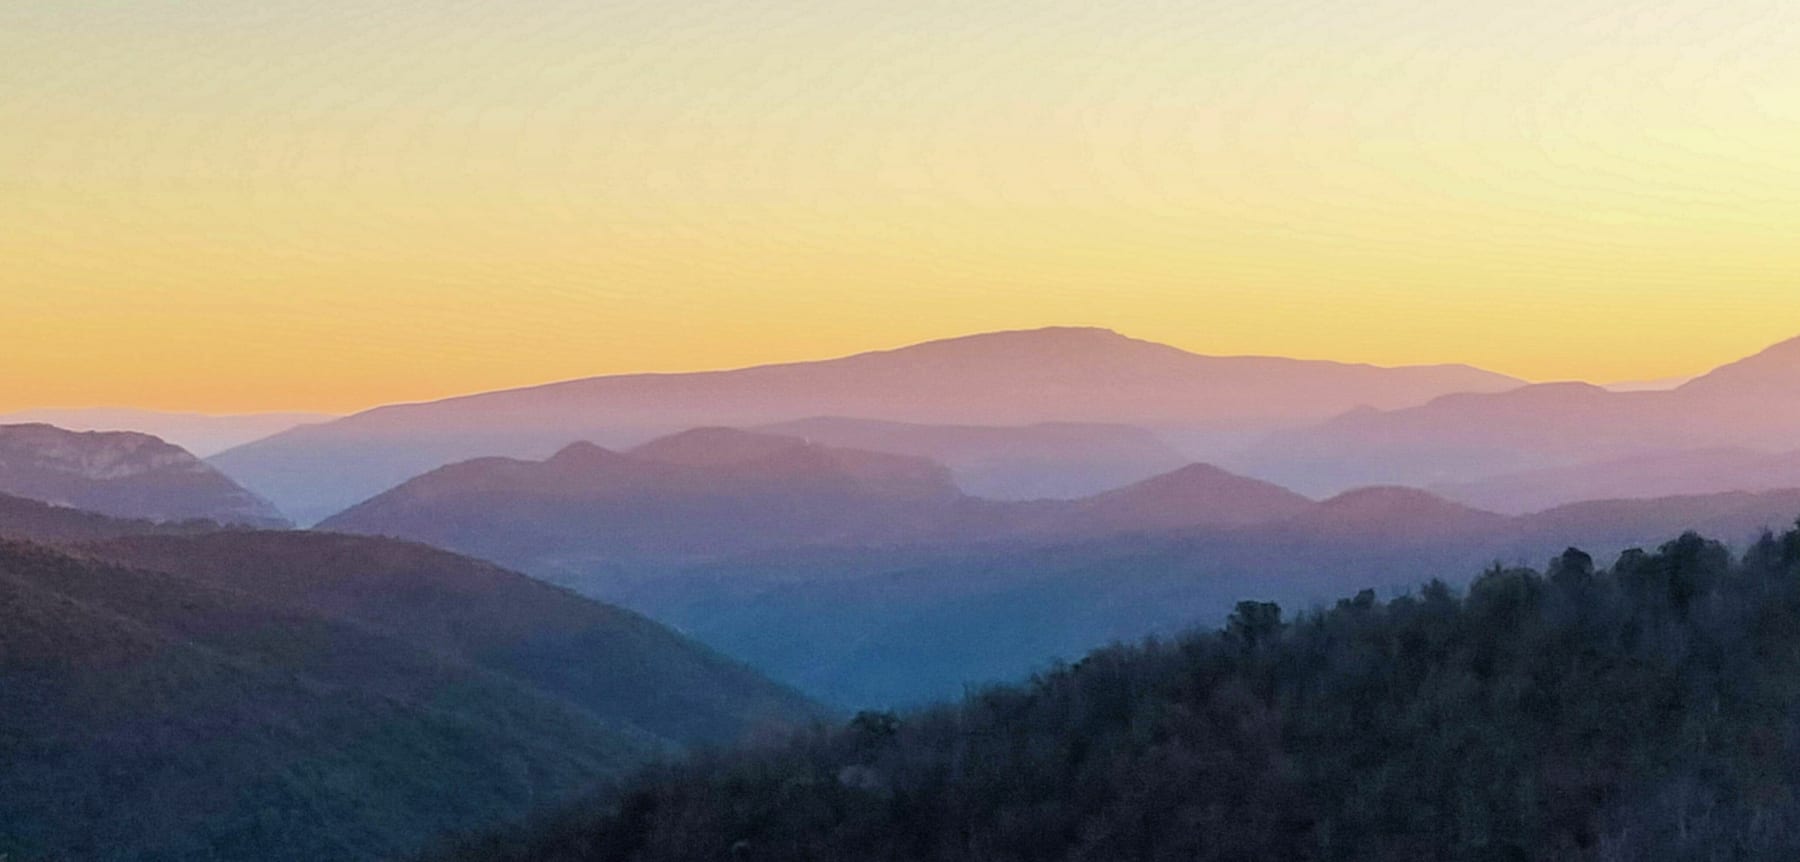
[{"x1": 0, "y1": 423, "x2": 288, "y2": 526}]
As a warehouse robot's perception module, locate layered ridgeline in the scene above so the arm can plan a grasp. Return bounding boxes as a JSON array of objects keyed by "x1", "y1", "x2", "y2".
[
  {"x1": 1234, "y1": 334, "x2": 1800, "y2": 498},
  {"x1": 317, "y1": 427, "x2": 1319, "y2": 570},
  {"x1": 753, "y1": 418, "x2": 1189, "y2": 500},
  {"x1": 211, "y1": 327, "x2": 1520, "y2": 523},
  {"x1": 447, "y1": 528, "x2": 1800, "y2": 862},
  {"x1": 0, "y1": 504, "x2": 819, "y2": 861},
  {"x1": 0, "y1": 423, "x2": 287, "y2": 526},
  {"x1": 619, "y1": 484, "x2": 1800, "y2": 707},
  {"x1": 320, "y1": 427, "x2": 1800, "y2": 707},
  {"x1": 0, "y1": 408, "x2": 331, "y2": 458},
  {"x1": 321, "y1": 428, "x2": 973, "y2": 565},
  {"x1": 1434, "y1": 447, "x2": 1800, "y2": 515}
]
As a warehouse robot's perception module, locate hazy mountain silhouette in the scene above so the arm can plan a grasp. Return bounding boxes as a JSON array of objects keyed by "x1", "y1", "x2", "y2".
[
  {"x1": 0, "y1": 407, "x2": 331, "y2": 457},
  {"x1": 211, "y1": 327, "x2": 1520, "y2": 523},
  {"x1": 1067, "y1": 463, "x2": 1315, "y2": 532},
  {"x1": 1511, "y1": 488, "x2": 1800, "y2": 555},
  {"x1": 0, "y1": 423, "x2": 287, "y2": 526},
  {"x1": 1285, "y1": 486, "x2": 1510, "y2": 541},
  {"x1": 757, "y1": 417, "x2": 1189, "y2": 500},
  {"x1": 306, "y1": 418, "x2": 1800, "y2": 708},
  {"x1": 1434, "y1": 447, "x2": 1800, "y2": 514},
  {"x1": 1232, "y1": 336, "x2": 1800, "y2": 496},
  {"x1": 319, "y1": 430, "x2": 975, "y2": 568},
  {"x1": 318, "y1": 428, "x2": 1336, "y2": 574},
  {"x1": 1232, "y1": 383, "x2": 1663, "y2": 494},
  {"x1": 1678, "y1": 335, "x2": 1800, "y2": 400},
  {"x1": 576, "y1": 482, "x2": 1800, "y2": 707},
  {"x1": 631, "y1": 427, "x2": 959, "y2": 499}
]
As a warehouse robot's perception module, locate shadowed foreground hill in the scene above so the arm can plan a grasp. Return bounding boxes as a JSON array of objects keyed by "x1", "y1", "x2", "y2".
[
  {"x1": 0, "y1": 525, "x2": 818, "y2": 860},
  {"x1": 0, "y1": 490, "x2": 235, "y2": 544},
  {"x1": 0, "y1": 540, "x2": 645, "y2": 861},
  {"x1": 447, "y1": 526, "x2": 1800, "y2": 861},
  {"x1": 84, "y1": 531, "x2": 822, "y2": 747}
]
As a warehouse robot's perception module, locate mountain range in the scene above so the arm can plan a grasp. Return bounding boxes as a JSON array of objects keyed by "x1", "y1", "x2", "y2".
[
  {"x1": 210, "y1": 327, "x2": 1521, "y2": 523},
  {"x1": 319, "y1": 427, "x2": 1348, "y2": 572},
  {"x1": 316, "y1": 424, "x2": 1800, "y2": 707},
  {"x1": 11, "y1": 328, "x2": 1800, "y2": 856},
  {"x1": 1232, "y1": 336, "x2": 1800, "y2": 495},
  {"x1": 754, "y1": 417, "x2": 1189, "y2": 500},
  {"x1": 618, "y1": 480, "x2": 1800, "y2": 707},
  {"x1": 1432, "y1": 447, "x2": 1800, "y2": 514}
]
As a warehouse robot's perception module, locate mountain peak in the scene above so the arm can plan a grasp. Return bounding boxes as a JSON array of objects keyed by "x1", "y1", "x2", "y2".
[
  {"x1": 1081, "y1": 462, "x2": 1314, "y2": 529},
  {"x1": 546, "y1": 441, "x2": 624, "y2": 466},
  {"x1": 861, "y1": 327, "x2": 1172, "y2": 366},
  {"x1": 1320, "y1": 485, "x2": 1462, "y2": 508},
  {"x1": 1299, "y1": 486, "x2": 1505, "y2": 538},
  {"x1": 0, "y1": 422, "x2": 194, "y2": 478},
  {"x1": 630, "y1": 427, "x2": 807, "y2": 467},
  {"x1": 922, "y1": 326, "x2": 1128, "y2": 346},
  {"x1": 1680, "y1": 333, "x2": 1800, "y2": 396},
  {"x1": 0, "y1": 423, "x2": 287, "y2": 526},
  {"x1": 1425, "y1": 380, "x2": 1609, "y2": 409}
]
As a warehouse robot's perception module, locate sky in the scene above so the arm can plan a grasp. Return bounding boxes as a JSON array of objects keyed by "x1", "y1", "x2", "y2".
[{"x1": 4, "y1": 0, "x2": 1800, "y2": 413}]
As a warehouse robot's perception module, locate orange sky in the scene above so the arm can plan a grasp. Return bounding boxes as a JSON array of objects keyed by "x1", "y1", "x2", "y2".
[{"x1": 5, "y1": 1, "x2": 1800, "y2": 413}]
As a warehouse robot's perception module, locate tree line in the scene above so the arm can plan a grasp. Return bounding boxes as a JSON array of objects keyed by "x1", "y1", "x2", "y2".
[{"x1": 442, "y1": 523, "x2": 1800, "y2": 861}]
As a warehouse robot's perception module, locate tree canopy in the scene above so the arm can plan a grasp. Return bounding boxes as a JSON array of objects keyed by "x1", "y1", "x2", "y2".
[{"x1": 446, "y1": 522, "x2": 1800, "y2": 861}]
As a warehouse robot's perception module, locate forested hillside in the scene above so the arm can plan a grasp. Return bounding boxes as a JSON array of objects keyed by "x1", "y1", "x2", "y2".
[
  {"x1": 0, "y1": 522, "x2": 819, "y2": 860},
  {"x1": 0, "y1": 540, "x2": 647, "y2": 861},
  {"x1": 448, "y1": 524, "x2": 1800, "y2": 861}
]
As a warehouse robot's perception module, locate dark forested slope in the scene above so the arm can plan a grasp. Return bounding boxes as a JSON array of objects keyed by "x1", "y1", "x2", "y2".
[
  {"x1": 0, "y1": 490, "x2": 234, "y2": 544},
  {"x1": 82, "y1": 530, "x2": 821, "y2": 746},
  {"x1": 0, "y1": 521, "x2": 820, "y2": 860},
  {"x1": 0, "y1": 540, "x2": 649, "y2": 861},
  {"x1": 448, "y1": 525, "x2": 1800, "y2": 861}
]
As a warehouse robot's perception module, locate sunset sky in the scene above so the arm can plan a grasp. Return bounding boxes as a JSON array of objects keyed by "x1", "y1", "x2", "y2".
[{"x1": 5, "y1": 1, "x2": 1800, "y2": 413}]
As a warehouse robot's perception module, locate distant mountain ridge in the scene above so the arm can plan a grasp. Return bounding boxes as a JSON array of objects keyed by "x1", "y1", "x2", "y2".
[
  {"x1": 1069, "y1": 463, "x2": 1315, "y2": 531},
  {"x1": 318, "y1": 424, "x2": 1800, "y2": 708},
  {"x1": 757, "y1": 417, "x2": 1189, "y2": 500},
  {"x1": 211, "y1": 327, "x2": 1522, "y2": 523},
  {"x1": 0, "y1": 423, "x2": 287, "y2": 527},
  {"x1": 1433, "y1": 447, "x2": 1800, "y2": 514},
  {"x1": 320, "y1": 429, "x2": 972, "y2": 566},
  {"x1": 0, "y1": 408, "x2": 331, "y2": 457},
  {"x1": 617, "y1": 482, "x2": 1800, "y2": 708},
  {"x1": 324, "y1": 423, "x2": 1800, "y2": 586},
  {"x1": 1231, "y1": 335, "x2": 1800, "y2": 496},
  {"x1": 319, "y1": 426, "x2": 1345, "y2": 570}
]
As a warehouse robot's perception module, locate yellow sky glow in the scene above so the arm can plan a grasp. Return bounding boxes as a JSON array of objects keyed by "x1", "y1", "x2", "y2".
[{"x1": 5, "y1": 1, "x2": 1800, "y2": 413}]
